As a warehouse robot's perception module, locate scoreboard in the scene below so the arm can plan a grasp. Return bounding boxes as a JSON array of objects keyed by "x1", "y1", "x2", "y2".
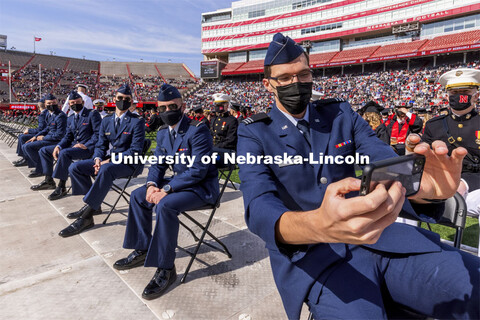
[{"x1": 200, "y1": 60, "x2": 219, "y2": 79}]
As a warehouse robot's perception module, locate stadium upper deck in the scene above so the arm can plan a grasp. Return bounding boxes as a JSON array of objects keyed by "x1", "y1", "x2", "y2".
[{"x1": 201, "y1": 0, "x2": 480, "y2": 76}]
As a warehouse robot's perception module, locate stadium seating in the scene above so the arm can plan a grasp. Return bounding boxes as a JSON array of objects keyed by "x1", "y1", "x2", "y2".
[
  {"x1": 221, "y1": 62, "x2": 246, "y2": 74},
  {"x1": 309, "y1": 51, "x2": 338, "y2": 65},
  {"x1": 370, "y1": 40, "x2": 428, "y2": 58},
  {"x1": 0, "y1": 51, "x2": 34, "y2": 68},
  {"x1": 100, "y1": 61, "x2": 129, "y2": 76},
  {"x1": 235, "y1": 60, "x2": 264, "y2": 73},
  {"x1": 157, "y1": 63, "x2": 192, "y2": 79},
  {"x1": 419, "y1": 29, "x2": 480, "y2": 51},
  {"x1": 330, "y1": 46, "x2": 380, "y2": 63}
]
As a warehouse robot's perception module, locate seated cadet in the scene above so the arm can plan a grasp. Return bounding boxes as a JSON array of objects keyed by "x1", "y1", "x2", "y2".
[
  {"x1": 113, "y1": 84, "x2": 218, "y2": 300},
  {"x1": 145, "y1": 107, "x2": 164, "y2": 133},
  {"x1": 422, "y1": 68, "x2": 480, "y2": 256},
  {"x1": 58, "y1": 84, "x2": 145, "y2": 237},
  {"x1": 22, "y1": 93, "x2": 67, "y2": 178},
  {"x1": 237, "y1": 33, "x2": 479, "y2": 320},
  {"x1": 210, "y1": 94, "x2": 238, "y2": 151},
  {"x1": 12, "y1": 98, "x2": 48, "y2": 167},
  {"x1": 31, "y1": 91, "x2": 102, "y2": 200}
]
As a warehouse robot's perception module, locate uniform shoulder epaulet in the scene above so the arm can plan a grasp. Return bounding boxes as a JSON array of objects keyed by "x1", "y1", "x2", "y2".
[
  {"x1": 130, "y1": 112, "x2": 141, "y2": 118},
  {"x1": 314, "y1": 98, "x2": 346, "y2": 106},
  {"x1": 104, "y1": 113, "x2": 114, "y2": 117},
  {"x1": 189, "y1": 119, "x2": 203, "y2": 127},
  {"x1": 158, "y1": 124, "x2": 169, "y2": 130},
  {"x1": 242, "y1": 112, "x2": 271, "y2": 125}
]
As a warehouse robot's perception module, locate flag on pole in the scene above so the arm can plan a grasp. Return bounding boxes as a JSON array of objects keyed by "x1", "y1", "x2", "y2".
[{"x1": 34, "y1": 37, "x2": 42, "y2": 41}]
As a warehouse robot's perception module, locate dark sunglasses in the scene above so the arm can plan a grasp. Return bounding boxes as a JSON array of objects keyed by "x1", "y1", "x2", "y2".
[
  {"x1": 116, "y1": 96, "x2": 131, "y2": 102},
  {"x1": 165, "y1": 103, "x2": 180, "y2": 110}
]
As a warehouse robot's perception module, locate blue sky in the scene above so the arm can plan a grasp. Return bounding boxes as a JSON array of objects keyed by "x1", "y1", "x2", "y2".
[{"x1": 0, "y1": 0, "x2": 234, "y2": 75}]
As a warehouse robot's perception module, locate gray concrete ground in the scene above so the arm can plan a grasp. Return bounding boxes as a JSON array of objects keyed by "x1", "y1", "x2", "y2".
[{"x1": 0, "y1": 141, "x2": 309, "y2": 320}]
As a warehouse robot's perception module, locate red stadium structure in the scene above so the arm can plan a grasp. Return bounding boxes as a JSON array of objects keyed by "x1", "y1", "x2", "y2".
[{"x1": 200, "y1": 0, "x2": 480, "y2": 78}]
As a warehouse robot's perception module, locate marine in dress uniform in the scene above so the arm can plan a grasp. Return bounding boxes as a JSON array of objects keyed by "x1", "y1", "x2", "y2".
[
  {"x1": 210, "y1": 94, "x2": 239, "y2": 151},
  {"x1": 31, "y1": 91, "x2": 102, "y2": 200},
  {"x1": 422, "y1": 68, "x2": 480, "y2": 255},
  {"x1": 58, "y1": 84, "x2": 145, "y2": 237},
  {"x1": 22, "y1": 93, "x2": 67, "y2": 178},
  {"x1": 12, "y1": 98, "x2": 48, "y2": 167},
  {"x1": 113, "y1": 84, "x2": 219, "y2": 300},
  {"x1": 237, "y1": 32, "x2": 479, "y2": 320}
]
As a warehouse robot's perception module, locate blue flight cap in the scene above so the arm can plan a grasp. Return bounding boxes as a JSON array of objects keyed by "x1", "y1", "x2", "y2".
[
  {"x1": 264, "y1": 33, "x2": 305, "y2": 66},
  {"x1": 157, "y1": 83, "x2": 182, "y2": 101},
  {"x1": 68, "y1": 90, "x2": 82, "y2": 100},
  {"x1": 44, "y1": 93, "x2": 57, "y2": 101},
  {"x1": 116, "y1": 83, "x2": 132, "y2": 96}
]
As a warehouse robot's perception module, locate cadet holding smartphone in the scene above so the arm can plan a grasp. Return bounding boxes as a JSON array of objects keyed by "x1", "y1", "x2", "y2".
[{"x1": 237, "y1": 32, "x2": 478, "y2": 320}]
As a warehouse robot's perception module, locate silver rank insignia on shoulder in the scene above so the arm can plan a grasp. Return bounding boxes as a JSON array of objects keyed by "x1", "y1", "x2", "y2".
[
  {"x1": 105, "y1": 132, "x2": 111, "y2": 135},
  {"x1": 282, "y1": 125, "x2": 288, "y2": 130}
]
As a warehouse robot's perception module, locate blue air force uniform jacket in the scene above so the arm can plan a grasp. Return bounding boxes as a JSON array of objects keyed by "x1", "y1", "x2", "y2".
[
  {"x1": 147, "y1": 116, "x2": 219, "y2": 205},
  {"x1": 237, "y1": 100, "x2": 444, "y2": 319},
  {"x1": 93, "y1": 111, "x2": 145, "y2": 161},
  {"x1": 58, "y1": 108, "x2": 102, "y2": 151},
  {"x1": 28, "y1": 109, "x2": 49, "y2": 135},
  {"x1": 35, "y1": 109, "x2": 67, "y2": 142}
]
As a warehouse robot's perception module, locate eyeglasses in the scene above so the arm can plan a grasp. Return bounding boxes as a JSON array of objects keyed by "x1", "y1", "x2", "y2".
[
  {"x1": 116, "y1": 96, "x2": 131, "y2": 102},
  {"x1": 269, "y1": 70, "x2": 313, "y2": 85}
]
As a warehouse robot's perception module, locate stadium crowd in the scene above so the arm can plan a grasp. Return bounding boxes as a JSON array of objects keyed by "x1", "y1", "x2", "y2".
[{"x1": 1, "y1": 35, "x2": 479, "y2": 319}]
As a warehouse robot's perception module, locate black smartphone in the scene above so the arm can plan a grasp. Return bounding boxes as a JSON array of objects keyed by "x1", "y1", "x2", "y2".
[{"x1": 360, "y1": 154, "x2": 426, "y2": 196}]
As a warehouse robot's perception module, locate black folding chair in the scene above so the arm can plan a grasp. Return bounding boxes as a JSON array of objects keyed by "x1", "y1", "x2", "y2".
[
  {"x1": 102, "y1": 139, "x2": 152, "y2": 224},
  {"x1": 177, "y1": 160, "x2": 235, "y2": 283},
  {"x1": 418, "y1": 192, "x2": 467, "y2": 249}
]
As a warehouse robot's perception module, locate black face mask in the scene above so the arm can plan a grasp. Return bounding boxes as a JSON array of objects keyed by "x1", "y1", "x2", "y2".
[
  {"x1": 214, "y1": 104, "x2": 226, "y2": 114},
  {"x1": 116, "y1": 100, "x2": 131, "y2": 111},
  {"x1": 160, "y1": 109, "x2": 183, "y2": 126},
  {"x1": 275, "y1": 82, "x2": 313, "y2": 115},
  {"x1": 449, "y1": 94, "x2": 472, "y2": 111},
  {"x1": 46, "y1": 104, "x2": 58, "y2": 112},
  {"x1": 70, "y1": 103, "x2": 83, "y2": 112}
]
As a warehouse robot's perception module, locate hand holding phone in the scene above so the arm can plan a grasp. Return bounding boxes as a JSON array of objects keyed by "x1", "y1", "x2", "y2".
[{"x1": 360, "y1": 154, "x2": 426, "y2": 197}]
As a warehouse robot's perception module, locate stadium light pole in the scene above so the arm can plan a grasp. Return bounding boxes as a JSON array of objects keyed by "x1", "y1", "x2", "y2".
[
  {"x1": 8, "y1": 60, "x2": 11, "y2": 103},
  {"x1": 39, "y1": 64, "x2": 42, "y2": 98}
]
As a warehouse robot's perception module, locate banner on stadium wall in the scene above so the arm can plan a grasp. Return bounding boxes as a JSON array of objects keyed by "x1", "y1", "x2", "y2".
[
  {"x1": 310, "y1": 43, "x2": 480, "y2": 68},
  {"x1": 10, "y1": 104, "x2": 37, "y2": 110}
]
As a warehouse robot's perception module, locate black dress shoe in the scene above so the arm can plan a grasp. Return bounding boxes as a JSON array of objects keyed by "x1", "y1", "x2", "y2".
[
  {"x1": 48, "y1": 187, "x2": 67, "y2": 200},
  {"x1": 28, "y1": 171, "x2": 44, "y2": 178},
  {"x1": 31, "y1": 179, "x2": 56, "y2": 190},
  {"x1": 58, "y1": 217, "x2": 94, "y2": 238},
  {"x1": 67, "y1": 205, "x2": 102, "y2": 219},
  {"x1": 13, "y1": 159, "x2": 27, "y2": 167},
  {"x1": 142, "y1": 266, "x2": 177, "y2": 300},
  {"x1": 113, "y1": 250, "x2": 147, "y2": 270}
]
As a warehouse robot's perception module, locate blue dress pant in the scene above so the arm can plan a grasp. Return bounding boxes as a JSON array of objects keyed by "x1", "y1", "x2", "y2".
[
  {"x1": 16, "y1": 134, "x2": 34, "y2": 157},
  {"x1": 123, "y1": 185, "x2": 208, "y2": 269},
  {"x1": 22, "y1": 140, "x2": 58, "y2": 173},
  {"x1": 306, "y1": 242, "x2": 479, "y2": 319},
  {"x1": 69, "y1": 159, "x2": 135, "y2": 210},
  {"x1": 38, "y1": 145, "x2": 93, "y2": 179}
]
